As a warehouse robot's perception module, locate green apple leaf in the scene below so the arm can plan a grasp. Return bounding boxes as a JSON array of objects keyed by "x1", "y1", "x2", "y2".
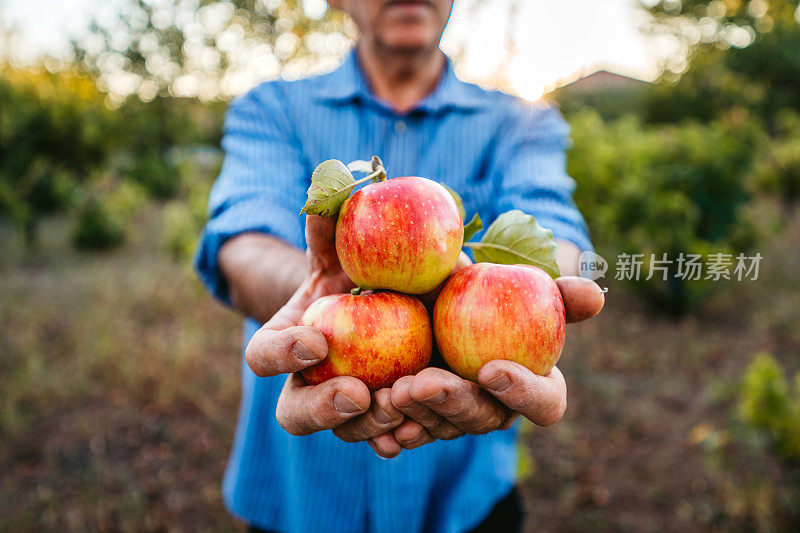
[
  {"x1": 441, "y1": 183, "x2": 466, "y2": 221},
  {"x1": 300, "y1": 159, "x2": 356, "y2": 217},
  {"x1": 465, "y1": 209, "x2": 561, "y2": 278},
  {"x1": 463, "y1": 213, "x2": 483, "y2": 242}
]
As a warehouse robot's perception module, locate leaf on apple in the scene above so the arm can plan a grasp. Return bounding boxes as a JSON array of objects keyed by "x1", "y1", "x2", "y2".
[
  {"x1": 463, "y1": 213, "x2": 483, "y2": 242},
  {"x1": 465, "y1": 209, "x2": 561, "y2": 278},
  {"x1": 300, "y1": 159, "x2": 356, "y2": 217},
  {"x1": 441, "y1": 183, "x2": 466, "y2": 221}
]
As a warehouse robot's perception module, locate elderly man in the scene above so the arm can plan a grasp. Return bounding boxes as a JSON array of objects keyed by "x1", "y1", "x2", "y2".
[{"x1": 194, "y1": 1, "x2": 603, "y2": 532}]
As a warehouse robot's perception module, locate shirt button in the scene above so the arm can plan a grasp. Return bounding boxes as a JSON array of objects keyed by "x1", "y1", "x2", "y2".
[{"x1": 394, "y1": 120, "x2": 407, "y2": 134}]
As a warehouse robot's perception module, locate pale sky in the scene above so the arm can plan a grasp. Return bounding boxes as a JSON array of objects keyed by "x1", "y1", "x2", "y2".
[
  {"x1": 444, "y1": 0, "x2": 661, "y2": 99},
  {"x1": 0, "y1": 0, "x2": 664, "y2": 100}
]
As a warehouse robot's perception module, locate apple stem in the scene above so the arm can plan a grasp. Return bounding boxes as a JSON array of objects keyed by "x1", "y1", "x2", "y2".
[
  {"x1": 349, "y1": 171, "x2": 384, "y2": 190},
  {"x1": 347, "y1": 156, "x2": 386, "y2": 187},
  {"x1": 370, "y1": 155, "x2": 387, "y2": 182},
  {"x1": 350, "y1": 287, "x2": 362, "y2": 295}
]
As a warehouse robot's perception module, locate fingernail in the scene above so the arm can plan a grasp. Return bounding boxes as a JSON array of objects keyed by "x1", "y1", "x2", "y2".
[
  {"x1": 374, "y1": 405, "x2": 396, "y2": 424},
  {"x1": 403, "y1": 433, "x2": 424, "y2": 448},
  {"x1": 334, "y1": 392, "x2": 363, "y2": 414},
  {"x1": 485, "y1": 373, "x2": 511, "y2": 392},
  {"x1": 378, "y1": 450, "x2": 399, "y2": 460},
  {"x1": 423, "y1": 390, "x2": 447, "y2": 404},
  {"x1": 293, "y1": 341, "x2": 318, "y2": 361}
]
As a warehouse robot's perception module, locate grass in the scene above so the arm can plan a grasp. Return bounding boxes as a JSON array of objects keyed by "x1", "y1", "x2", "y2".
[{"x1": 1, "y1": 201, "x2": 799, "y2": 531}]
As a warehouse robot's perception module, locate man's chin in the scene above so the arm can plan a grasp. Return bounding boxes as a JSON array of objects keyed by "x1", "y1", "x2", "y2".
[{"x1": 379, "y1": 29, "x2": 438, "y2": 53}]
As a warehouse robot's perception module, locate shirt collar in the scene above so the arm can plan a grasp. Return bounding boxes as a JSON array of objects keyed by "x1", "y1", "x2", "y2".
[{"x1": 314, "y1": 48, "x2": 486, "y2": 114}]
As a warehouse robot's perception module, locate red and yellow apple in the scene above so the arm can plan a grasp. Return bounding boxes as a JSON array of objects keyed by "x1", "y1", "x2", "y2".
[
  {"x1": 300, "y1": 291, "x2": 432, "y2": 391},
  {"x1": 335, "y1": 176, "x2": 463, "y2": 294},
  {"x1": 418, "y1": 251, "x2": 473, "y2": 311},
  {"x1": 433, "y1": 263, "x2": 566, "y2": 381}
]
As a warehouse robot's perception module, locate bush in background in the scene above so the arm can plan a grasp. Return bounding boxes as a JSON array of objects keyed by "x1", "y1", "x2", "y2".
[
  {"x1": 0, "y1": 64, "x2": 224, "y2": 248},
  {"x1": 71, "y1": 179, "x2": 148, "y2": 250},
  {"x1": 71, "y1": 195, "x2": 125, "y2": 250},
  {"x1": 124, "y1": 149, "x2": 180, "y2": 200},
  {"x1": 566, "y1": 109, "x2": 761, "y2": 313},
  {"x1": 739, "y1": 353, "x2": 800, "y2": 462},
  {"x1": 0, "y1": 66, "x2": 116, "y2": 242},
  {"x1": 161, "y1": 150, "x2": 221, "y2": 260},
  {"x1": 750, "y1": 110, "x2": 800, "y2": 205},
  {"x1": 683, "y1": 346, "x2": 800, "y2": 529}
]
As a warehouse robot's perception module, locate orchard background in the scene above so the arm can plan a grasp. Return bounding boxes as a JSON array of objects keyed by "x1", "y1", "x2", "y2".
[{"x1": 2, "y1": 0, "x2": 800, "y2": 530}]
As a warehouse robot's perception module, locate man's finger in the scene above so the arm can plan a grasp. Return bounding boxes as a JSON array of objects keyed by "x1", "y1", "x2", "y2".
[
  {"x1": 556, "y1": 276, "x2": 605, "y2": 323},
  {"x1": 305, "y1": 215, "x2": 339, "y2": 273},
  {"x1": 367, "y1": 433, "x2": 403, "y2": 459},
  {"x1": 276, "y1": 374, "x2": 370, "y2": 436},
  {"x1": 478, "y1": 361, "x2": 567, "y2": 427},
  {"x1": 245, "y1": 325, "x2": 328, "y2": 377},
  {"x1": 390, "y1": 376, "x2": 464, "y2": 440},
  {"x1": 408, "y1": 367, "x2": 507, "y2": 435},
  {"x1": 394, "y1": 420, "x2": 435, "y2": 450},
  {"x1": 333, "y1": 388, "x2": 405, "y2": 443}
]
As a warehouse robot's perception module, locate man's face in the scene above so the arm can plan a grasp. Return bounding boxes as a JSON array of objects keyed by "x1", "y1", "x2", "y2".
[{"x1": 330, "y1": 0, "x2": 453, "y2": 52}]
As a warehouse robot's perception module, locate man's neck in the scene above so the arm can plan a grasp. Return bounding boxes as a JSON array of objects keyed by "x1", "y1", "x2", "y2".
[{"x1": 356, "y1": 43, "x2": 446, "y2": 114}]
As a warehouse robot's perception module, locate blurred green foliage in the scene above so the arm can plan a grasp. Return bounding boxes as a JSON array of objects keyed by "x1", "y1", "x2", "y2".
[
  {"x1": 739, "y1": 353, "x2": 800, "y2": 462},
  {"x1": 645, "y1": 0, "x2": 800, "y2": 126},
  {"x1": 556, "y1": 0, "x2": 800, "y2": 312},
  {"x1": 0, "y1": 68, "x2": 115, "y2": 241},
  {"x1": 72, "y1": 179, "x2": 149, "y2": 250},
  {"x1": 689, "y1": 349, "x2": 800, "y2": 528},
  {"x1": 642, "y1": 50, "x2": 765, "y2": 124},
  {"x1": 72, "y1": 194, "x2": 126, "y2": 250},
  {"x1": 567, "y1": 108, "x2": 762, "y2": 312},
  {"x1": 0, "y1": 64, "x2": 222, "y2": 249},
  {"x1": 751, "y1": 110, "x2": 800, "y2": 204},
  {"x1": 126, "y1": 149, "x2": 180, "y2": 199},
  {"x1": 161, "y1": 152, "x2": 221, "y2": 260}
]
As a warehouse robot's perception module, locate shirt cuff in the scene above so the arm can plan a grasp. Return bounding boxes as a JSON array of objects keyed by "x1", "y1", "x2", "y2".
[{"x1": 193, "y1": 198, "x2": 305, "y2": 305}]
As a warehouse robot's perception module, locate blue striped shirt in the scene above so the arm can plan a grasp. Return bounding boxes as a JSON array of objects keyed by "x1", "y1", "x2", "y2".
[{"x1": 194, "y1": 49, "x2": 591, "y2": 533}]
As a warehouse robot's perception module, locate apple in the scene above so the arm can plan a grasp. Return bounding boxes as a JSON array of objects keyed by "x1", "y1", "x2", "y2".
[
  {"x1": 433, "y1": 263, "x2": 566, "y2": 381},
  {"x1": 335, "y1": 176, "x2": 463, "y2": 294},
  {"x1": 300, "y1": 291, "x2": 433, "y2": 391},
  {"x1": 418, "y1": 251, "x2": 474, "y2": 311}
]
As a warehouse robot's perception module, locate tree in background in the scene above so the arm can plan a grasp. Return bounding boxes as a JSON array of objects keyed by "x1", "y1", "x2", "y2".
[
  {"x1": 644, "y1": 0, "x2": 800, "y2": 125},
  {"x1": 72, "y1": 0, "x2": 353, "y2": 103},
  {"x1": 557, "y1": 1, "x2": 800, "y2": 312},
  {"x1": 0, "y1": 66, "x2": 117, "y2": 242}
]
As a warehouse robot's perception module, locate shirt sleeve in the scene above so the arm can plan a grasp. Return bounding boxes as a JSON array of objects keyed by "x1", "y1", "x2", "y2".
[
  {"x1": 193, "y1": 84, "x2": 310, "y2": 304},
  {"x1": 489, "y1": 100, "x2": 593, "y2": 252}
]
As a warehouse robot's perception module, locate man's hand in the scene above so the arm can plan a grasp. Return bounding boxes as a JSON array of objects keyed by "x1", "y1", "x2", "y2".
[
  {"x1": 389, "y1": 276, "x2": 604, "y2": 449},
  {"x1": 244, "y1": 215, "x2": 405, "y2": 455}
]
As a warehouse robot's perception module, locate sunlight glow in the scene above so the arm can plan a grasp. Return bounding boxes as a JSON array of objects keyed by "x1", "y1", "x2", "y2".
[{"x1": 508, "y1": 64, "x2": 546, "y2": 102}]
